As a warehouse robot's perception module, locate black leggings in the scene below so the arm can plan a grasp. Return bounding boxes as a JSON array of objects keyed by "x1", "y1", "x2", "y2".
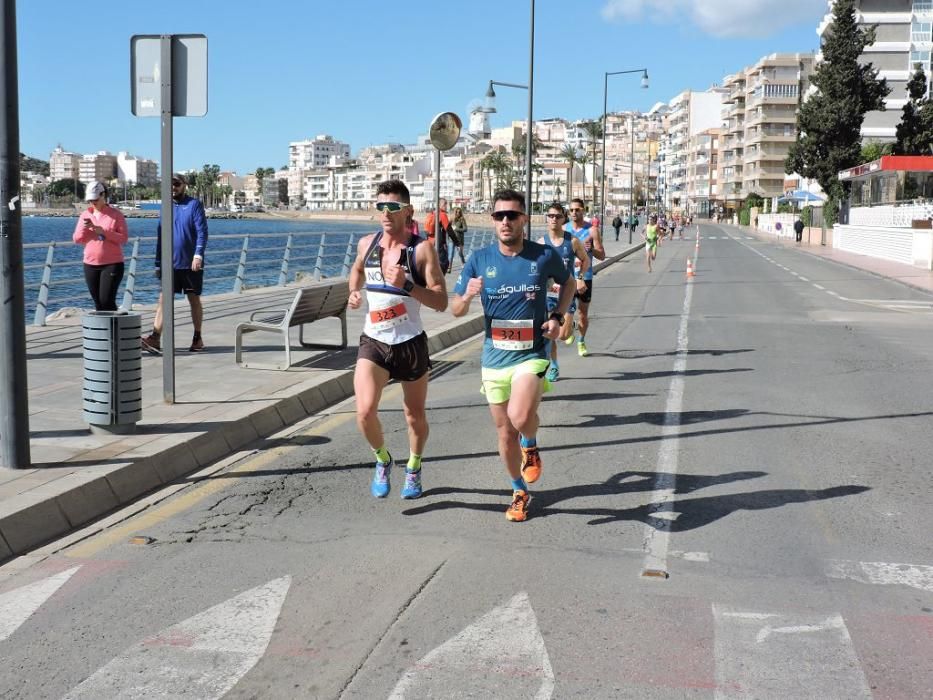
[{"x1": 84, "y1": 262, "x2": 125, "y2": 311}]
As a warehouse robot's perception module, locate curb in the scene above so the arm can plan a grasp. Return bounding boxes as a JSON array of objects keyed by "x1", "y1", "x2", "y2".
[{"x1": 0, "y1": 314, "x2": 485, "y2": 562}]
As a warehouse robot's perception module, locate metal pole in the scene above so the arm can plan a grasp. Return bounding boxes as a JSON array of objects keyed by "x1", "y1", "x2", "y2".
[
  {"x1": 600, "y1": 72, "x2": 608, "y2": 234},
  {"x1": 0, "y1": 0, "x2": 31, "y2": 468},
  {"x1": 434, "y1": 148, "x2": 442, "y2": 256},
  {"x1": 629, "y1": 112, "x2": 634, "y2": 243},
  {"x1": 525, "y1": 0, "x2": 534, "y2": 234},
  {"x1": 159, "y1": 35, "x2": 175, "y2": 403}
]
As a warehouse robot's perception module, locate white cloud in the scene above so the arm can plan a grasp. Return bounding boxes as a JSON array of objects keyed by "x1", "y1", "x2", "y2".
[{"x1": 601, "y1": 0, "x2": 824, "y2": 39}]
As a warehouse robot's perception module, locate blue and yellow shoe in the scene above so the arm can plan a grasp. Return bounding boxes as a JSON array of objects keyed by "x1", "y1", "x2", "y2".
[
  {"x1": 545, "y1": 362, "x2": 560, "y2": 382},
  {"x1": 401, "y1": 469, "x2": 422, "y2": 499},
  {"x1": 370, "y1": 457, "x2": 393, "y2": 498}
]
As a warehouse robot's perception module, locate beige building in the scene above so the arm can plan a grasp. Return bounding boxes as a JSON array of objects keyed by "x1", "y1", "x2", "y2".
[
  {"x1": 49, "y1": 146, "x2": 80, "y2": 181},
  {"x1": 79, "y1": 151, "x2": 118, "y2": 184},
  {"x1": 720, "y1": 53, "x2": 814, "y2": 208}
]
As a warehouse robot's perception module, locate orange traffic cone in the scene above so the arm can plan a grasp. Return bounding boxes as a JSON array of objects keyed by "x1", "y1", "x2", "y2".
[{"x1": 686, "y1": 258, "x2": 695, "y2": 279}]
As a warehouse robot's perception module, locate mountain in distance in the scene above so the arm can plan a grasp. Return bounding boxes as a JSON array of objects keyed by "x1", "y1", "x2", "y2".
[{"x1": 21, "y1": 153, "x2": 49, "y2": 176}]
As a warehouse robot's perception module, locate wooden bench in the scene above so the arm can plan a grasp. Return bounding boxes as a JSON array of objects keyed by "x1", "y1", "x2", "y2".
[{"x1": 234, "y1": 281, "x2": 350, "y2": 369}]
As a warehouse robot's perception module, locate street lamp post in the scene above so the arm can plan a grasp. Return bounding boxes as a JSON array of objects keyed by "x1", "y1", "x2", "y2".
[{"x1": 600, "y1": 68, "x2": 647, "y2": 242}]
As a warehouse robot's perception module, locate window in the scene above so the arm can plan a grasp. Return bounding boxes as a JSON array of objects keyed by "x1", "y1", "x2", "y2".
[
  {"x1": 910, "y1": 50, "x2": 931, "y2": 67},
  {"x1": 912, "y1": 21, "x2": 932, "y2": 43}
]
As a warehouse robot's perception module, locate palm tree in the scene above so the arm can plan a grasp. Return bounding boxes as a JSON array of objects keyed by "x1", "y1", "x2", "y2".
[
  {"x1": 581, "y1": 120, "x2": 604, "y2": 211},
  {"x1": 484, "y1": 150, "x2": 511, "y2": 193},
  {"x1": 578, "y1": 152, "x2": 590, "y2": 205},
  {"x1": 558, "y1": 145, "x2": 577, "y2": 203}
]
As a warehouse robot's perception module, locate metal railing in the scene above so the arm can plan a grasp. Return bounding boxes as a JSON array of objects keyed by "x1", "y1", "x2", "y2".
[{"x1": 26, "y1": 229, "x2": 495, "y2": 326}]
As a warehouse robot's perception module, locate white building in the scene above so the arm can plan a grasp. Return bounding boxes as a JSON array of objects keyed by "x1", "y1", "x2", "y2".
[
  {"x1": 289, "y1": 135, "x2": 350, "y2": 170},
  {"x1": 116, "y1": 151, "x2": 158, "y2": 186},
  {"x1": 666, "y1": 88, "x2": 727, "y2": 211}
]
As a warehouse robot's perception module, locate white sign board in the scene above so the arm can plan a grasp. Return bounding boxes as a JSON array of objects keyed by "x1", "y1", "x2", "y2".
[{"x1": 131, "y1": 34, "x2": 208, "y2": 117}]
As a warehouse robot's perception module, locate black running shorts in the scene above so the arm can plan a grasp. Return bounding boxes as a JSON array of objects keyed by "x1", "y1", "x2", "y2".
[
  {"x1": 575, "y1": 279, "x2": 593, "y2": 305},
  {"x1": 358, "y1": 331, "x2": 431, "y2": 382}
]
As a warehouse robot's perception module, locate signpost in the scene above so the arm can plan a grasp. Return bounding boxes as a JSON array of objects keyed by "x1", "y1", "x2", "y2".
[{"x1": 131, "y1": 34, "x2": 207, "y2": 403}]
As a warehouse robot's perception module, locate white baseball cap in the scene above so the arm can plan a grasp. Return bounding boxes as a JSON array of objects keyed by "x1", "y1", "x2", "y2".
[{"x1": 85, "y1": 180, "x2": 106, "y2": 201}]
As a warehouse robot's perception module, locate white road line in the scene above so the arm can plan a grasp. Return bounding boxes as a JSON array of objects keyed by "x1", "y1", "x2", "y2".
[
  {"x1": 0, "y1": 566, "x2": 80, "y2": 641},
  {"x1": 798, "y1": 276, "x2": 809, "y2": 282},
  {"x1": 641, "y1": 274, "x2": 694, "y2": 576},
  {"x1": 713, "y1": 604, "x2": 872, "y2": 699},
  {"x1": 826, "y1": 560, "x2": 933, "y2": 593},
  {"x1": 745, "y1": 237, "x2": 754, "y2": 240},
  {"x1": 63, "y1": 576, "x2": 291, "y2": 700},
  {"x1": 388, "y1": 592, "x2": 554, "y2": 700},
  {"x1": 813, "y1": 284, "x2": 825, "y2": 290}
]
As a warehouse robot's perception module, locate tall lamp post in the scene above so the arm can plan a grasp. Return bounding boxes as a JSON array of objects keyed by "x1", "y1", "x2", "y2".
[
  {"x1": 600, "y1": 68, "x2": 647, "y2": 242},
  {"x1": 480, "y1": 0, "x2": 535, "y2": 237}
]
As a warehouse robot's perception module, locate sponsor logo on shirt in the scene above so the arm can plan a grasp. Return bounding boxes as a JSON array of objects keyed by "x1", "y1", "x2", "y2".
[
  {"x1": 529, "y1": 262, "x2": 538, "y2": 275},
  {"x1": 486, "y1": 282, "x2": 541, "y2": 301},
  {"x1": 485, "y1": 266, "x2": 498, "y2": 278}
]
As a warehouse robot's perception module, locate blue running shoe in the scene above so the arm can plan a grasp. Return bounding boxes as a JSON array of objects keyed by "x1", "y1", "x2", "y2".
[
  {"x1": 545, "y1": 363, "x2": 559, "y2": 382},
  {"x1": 371, "y1": 458, "x2": 393, "y2": 498},
  {"x1": 401, "y1": 469, "x2": 422, "y2": 499}
]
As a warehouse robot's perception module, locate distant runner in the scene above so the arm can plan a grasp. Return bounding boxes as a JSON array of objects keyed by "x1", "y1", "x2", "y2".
[
  {"x1": 564, "y1": 198, "x2": 605, "y2": 357},
  {"x1": 537, "y1": 202, "x2": 589, "y2": 381},
  {"x1": 452, "y1": 189, "x2": 575, "y2": 522},
  {"x1": 643, "y1": 214, "x2": 660, "y2": 272}
]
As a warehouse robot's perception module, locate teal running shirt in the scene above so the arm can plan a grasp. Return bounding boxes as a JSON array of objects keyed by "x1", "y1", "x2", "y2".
[{"x1": 455, "y1": 240, "x2": 570, "y2": 369}]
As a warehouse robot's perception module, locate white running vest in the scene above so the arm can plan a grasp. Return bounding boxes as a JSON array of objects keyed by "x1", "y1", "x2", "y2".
[{"x1": 362, "y1": 232, "x2": 425, "y2": 344}]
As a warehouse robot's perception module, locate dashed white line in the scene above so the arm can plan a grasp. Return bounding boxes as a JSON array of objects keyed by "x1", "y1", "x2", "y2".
[
  {"x1": 0, "y1": 566, "x2": 80, "y2": 641},
  {"x1": 826, "y1": 560, "x2": 933, "y2": 593},
  {"x1": 813, "y1": 284, "x2": 825, "y2": 290}
]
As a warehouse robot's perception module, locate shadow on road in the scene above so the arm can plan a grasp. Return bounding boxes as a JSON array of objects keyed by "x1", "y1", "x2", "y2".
[{"x1": 402, "y1": 470, "x2": 870, "y2": 531}]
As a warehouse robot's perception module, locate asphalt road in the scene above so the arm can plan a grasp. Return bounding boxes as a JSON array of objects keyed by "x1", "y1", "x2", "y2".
[{"x1": 2, "y1": 223, "x2": 932, "y2": 699}]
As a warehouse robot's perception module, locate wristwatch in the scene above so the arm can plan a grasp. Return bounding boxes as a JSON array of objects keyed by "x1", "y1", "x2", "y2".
[
  {"x1": 402, "y1": 279, "x2": 415, "y2": 293},
  {"x1": 548, "y1": 312, "x2": 564, "y2": 324}
]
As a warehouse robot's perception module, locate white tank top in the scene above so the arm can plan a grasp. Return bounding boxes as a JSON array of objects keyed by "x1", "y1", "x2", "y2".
[{"x1": 362, "y1": 232, "x2": 426, "y2": 344}]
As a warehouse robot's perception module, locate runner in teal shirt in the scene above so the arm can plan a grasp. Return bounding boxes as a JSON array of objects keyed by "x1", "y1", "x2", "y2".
[{"x1": 452, "y1": 189, "x2": 576, "y2": 523}]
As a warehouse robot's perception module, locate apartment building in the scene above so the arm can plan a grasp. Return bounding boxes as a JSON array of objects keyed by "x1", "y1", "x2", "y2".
[
  {"x1": 49, "y1": 146, "x2": 80, "y2": 181},
  {"x1": 666, "y1": 88, "x2": 727, "y2": 212},
  {"x1": 288, "y1": 135, "x2": 350, "y2": 170},
  {"x1": 685, "y1": 129, "x2": 721, "y2": 216},
  {"x1": 818, "y1": 0, "x2": 929, "y2": 141},
  {"x1": 79, "y1": 152, "x2": 118, "y2": 183},
  {"x1": 720, "y1": 53, "x2": 814, "y2": 206},
  {"x1": 116, "y1": 151, "x2": 158, "y2": 186}
]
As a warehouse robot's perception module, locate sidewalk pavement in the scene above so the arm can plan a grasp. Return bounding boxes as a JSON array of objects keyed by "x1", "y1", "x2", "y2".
[
  {"x1": 0, "y1": 234, "x2": 642, "y2": 562},
  {"x1": 722, "y1": 222, "x2": 933, "y2": 295}
]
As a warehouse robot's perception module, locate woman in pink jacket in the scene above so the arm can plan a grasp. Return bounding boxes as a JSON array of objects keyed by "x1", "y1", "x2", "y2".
[{"x1": 72, "y1": 180, "x2": 129, "y2": 311}]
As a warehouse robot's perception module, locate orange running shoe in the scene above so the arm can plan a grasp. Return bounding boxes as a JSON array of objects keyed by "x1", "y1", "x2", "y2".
[
  {"x1": 521, "y1": 446, "x2": 542, "y2": 484},
  {"x1": 505, "y1": 490, "x2": 531, "y2": 522}
]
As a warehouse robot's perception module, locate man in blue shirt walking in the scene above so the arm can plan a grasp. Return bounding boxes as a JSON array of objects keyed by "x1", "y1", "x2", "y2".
[
  {"x1": 452, "y1": 189, "x2": 576, "y2": 522},
  {"x1": 142, "y1": 173, "x2": 209, "y2": 354}
]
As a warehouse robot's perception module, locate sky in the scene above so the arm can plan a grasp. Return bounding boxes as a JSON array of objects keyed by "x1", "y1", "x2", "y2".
[{"x1": 17, "y1": 0, "x2": 827, "y2": 176}]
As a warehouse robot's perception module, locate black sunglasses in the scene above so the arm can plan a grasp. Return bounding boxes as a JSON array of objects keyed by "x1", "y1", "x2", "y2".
[{"x1": 491, "y1": 210, "x2": 523, "y2": 222}]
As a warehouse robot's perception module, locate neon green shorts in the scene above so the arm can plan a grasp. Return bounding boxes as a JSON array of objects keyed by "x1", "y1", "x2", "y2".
[{"x1": 480, "y1": 358, "x2": 551, "y2": 405}]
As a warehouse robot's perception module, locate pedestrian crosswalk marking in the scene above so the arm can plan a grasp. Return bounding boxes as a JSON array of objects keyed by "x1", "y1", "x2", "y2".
[
  {"x1": 388, "y1": 591, "x2": 555, "y2": 700},
  {"x1": 826, "y1": 559, "x2": 933, "y2": 592},
  {"x1": 713, "y1": 604, "x2": 872, "y2": 699},
  {"x1": 62, "y1": 576, "x2": 291, "y2": 700},
  {"x1": 0, "y1": 566, "x2": 80, "y2": 641}
]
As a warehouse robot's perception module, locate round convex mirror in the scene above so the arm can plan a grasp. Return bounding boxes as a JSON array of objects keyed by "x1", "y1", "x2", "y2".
[{"x1": 429, "y1": 112, "x2": 463, "y2": 151}]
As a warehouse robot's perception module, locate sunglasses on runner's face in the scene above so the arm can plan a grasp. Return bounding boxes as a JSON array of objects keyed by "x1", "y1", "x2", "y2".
[
  {"x1": 569, "y1": 207, "x2": 584, "y2": 213},
  {"x1": 491, "y1": 210, "x2": 523, "y2": 222},
  {"x1": 546, "y1": 213, "x2": 563, "y2": 220},
  {"x1": 375, "y1": 201, "x2": 408, "y2": 213}
]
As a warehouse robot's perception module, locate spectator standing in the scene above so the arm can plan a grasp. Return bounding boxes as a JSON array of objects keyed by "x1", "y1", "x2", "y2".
[
  {"x1": 794, "y1": 217, "x2": 805, "y2": 244},
  {"x1": 141, "y1": 173, "x2": 209, "y2": 354},
  {"x1": 611, "y1": 213, "x2": 623, "y2": 241},
  {"x1": 424, "y1": 198, "x2": 451, "y2": 274},
  {"x1": 449, "y1": 206, "x2": 468, "y2": 271},
  {"x1": 73, "y1": 181, "x2": 128, "y2": 311}
]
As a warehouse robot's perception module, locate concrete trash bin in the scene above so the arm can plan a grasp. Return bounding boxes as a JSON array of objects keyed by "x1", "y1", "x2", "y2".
[{"x1": 82, "y1": 310, "x2": 143, "y2": 434}]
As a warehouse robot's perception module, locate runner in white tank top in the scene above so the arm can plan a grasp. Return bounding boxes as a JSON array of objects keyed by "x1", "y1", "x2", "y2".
[{"x1": 347, "y1": 181, "x2": 448, "y2": 501}]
